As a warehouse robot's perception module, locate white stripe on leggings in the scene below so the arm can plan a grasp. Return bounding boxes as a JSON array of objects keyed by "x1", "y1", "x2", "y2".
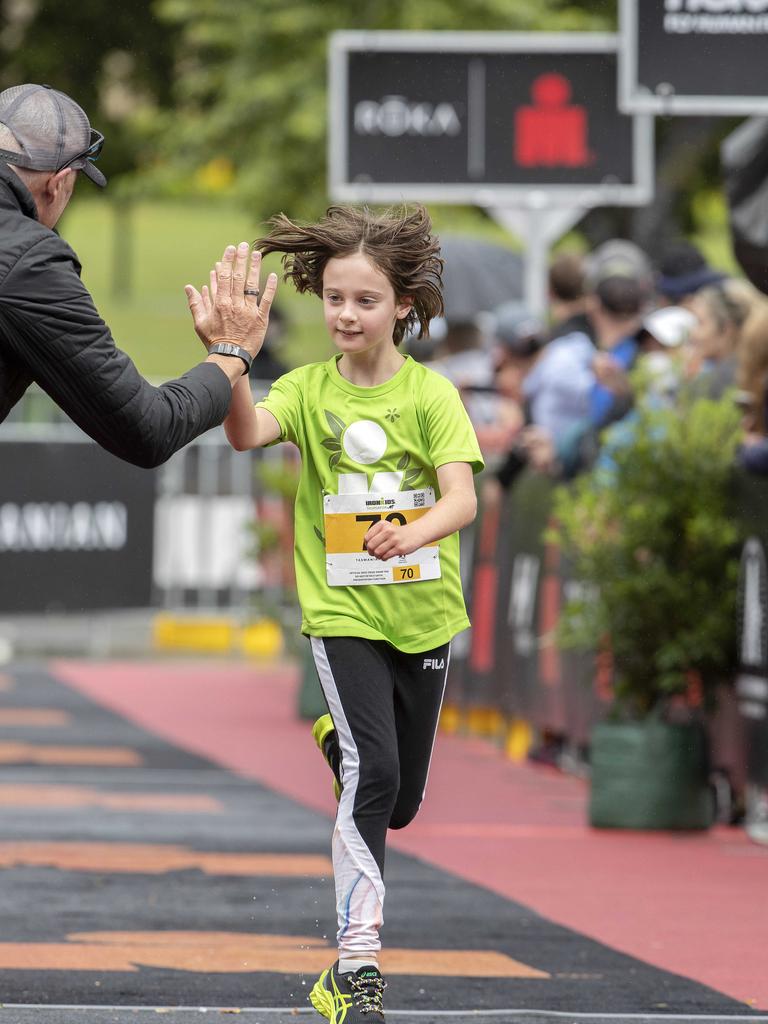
[
  {"x1": 310, "y1": 636, "x2": 385, "y2": 958},
  {"x1": 419, "y1": 643, "x2": 451, "y2": 806}
]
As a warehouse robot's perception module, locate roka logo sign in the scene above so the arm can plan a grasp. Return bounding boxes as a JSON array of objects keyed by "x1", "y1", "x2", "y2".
[{"x1": 354, "y1": 96, "x2": 462, "y2": 137}]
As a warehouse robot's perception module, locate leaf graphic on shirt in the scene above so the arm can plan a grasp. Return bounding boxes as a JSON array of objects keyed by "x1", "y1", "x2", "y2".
[
  {"x1": 329, "y1": 451, "x2": 342, "y2": 470},
  {"x1": 314, "y1": 526, "x2": 325, "y2": 544},
  {"x1": 321, "y1": 438, "x2": 342, "y2": 452},
  {"x1": 404, "y1": 468, "x2": 422, "y2": 489},
  {"x1": 325, "y1": 410, "x2": 346, "y2": 439},
  {"x1": 397, "y1": 452, "x2": 410, "y2": 471}
]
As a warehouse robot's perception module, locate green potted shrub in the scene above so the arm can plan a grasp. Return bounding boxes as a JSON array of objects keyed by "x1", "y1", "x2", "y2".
[{"x1": 551, "y1": 389, "x2": 743, "y2": 829}]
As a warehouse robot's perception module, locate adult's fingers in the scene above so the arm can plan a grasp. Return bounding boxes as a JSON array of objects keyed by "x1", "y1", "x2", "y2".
[
  {"x1": 216, "y1": 245, "x2": 236, "y2": 300},
  {"x1": 256, "y1": 272, "x2": 278, "y2": 318},
  {"x1": 232, "y1": 241, "x2": 250, "y2": 306},
  {"x1": 184, "y1": 284, "x2": 204, "y2": 324},
  {"x1": 245, "y1": 250, "x2": 263, "y2": 304}
]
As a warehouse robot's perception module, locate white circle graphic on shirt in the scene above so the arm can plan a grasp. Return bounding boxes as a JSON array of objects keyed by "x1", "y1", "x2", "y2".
[{"x1": 342, "y1": 420, "x2": 387, "y2": 465}]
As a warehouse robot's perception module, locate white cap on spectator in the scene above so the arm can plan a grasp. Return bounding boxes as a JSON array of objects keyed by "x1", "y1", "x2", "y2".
[
  {"x1": 641, "y1": 306, "x2": 697, "y2": 348},
  {"x1": 585, "y1": 240, "x2": 653, "y2": 290}
]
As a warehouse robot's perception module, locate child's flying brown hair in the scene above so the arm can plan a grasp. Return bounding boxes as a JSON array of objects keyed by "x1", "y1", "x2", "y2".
[{"x1": 254, "y1": 205, "x2": 444, "y2": 346}]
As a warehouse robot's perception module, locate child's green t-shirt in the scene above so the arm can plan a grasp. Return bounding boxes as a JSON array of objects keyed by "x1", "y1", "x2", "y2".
[{"x1": 256, "y1": 354, "x2": 484, "y2": 653}]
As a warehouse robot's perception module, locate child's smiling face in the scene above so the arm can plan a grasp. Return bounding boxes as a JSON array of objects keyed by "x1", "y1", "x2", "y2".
[{"x1": 322, "y1": 251, "x2": 411, "y2": 357}]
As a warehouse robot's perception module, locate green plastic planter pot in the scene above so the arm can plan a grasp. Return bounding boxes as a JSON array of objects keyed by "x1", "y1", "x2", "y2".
[{"x1": 589, "y1": 718, "x2": 713, "y2": 830}]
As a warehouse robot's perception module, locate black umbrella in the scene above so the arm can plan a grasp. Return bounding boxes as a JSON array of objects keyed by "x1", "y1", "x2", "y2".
[{"x1": 438, "y1": 235, "x2": 523, "y2": 323}]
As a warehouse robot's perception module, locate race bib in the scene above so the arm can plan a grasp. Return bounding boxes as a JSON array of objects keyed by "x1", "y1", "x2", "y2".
[{"x1": 323, "y1": 488, "x2": 441, "y2": 587}]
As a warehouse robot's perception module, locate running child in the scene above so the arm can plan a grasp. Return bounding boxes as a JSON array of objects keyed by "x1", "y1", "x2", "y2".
[{"x1": 189, "y1": 206, "x2": 483, "y2": 1022}]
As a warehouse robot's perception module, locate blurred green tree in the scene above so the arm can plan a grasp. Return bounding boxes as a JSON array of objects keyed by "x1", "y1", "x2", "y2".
[
  {"x1": 0, "y1": 0, "x2": 179, "y2": 184},
  {"x1": 151, "y1": 0, "x2": 612, "y2": 220}
]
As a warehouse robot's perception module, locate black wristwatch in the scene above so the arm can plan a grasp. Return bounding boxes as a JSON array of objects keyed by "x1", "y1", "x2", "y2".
[{"x1": 209, "y1": 341, "x2": 253, "y2": 375}]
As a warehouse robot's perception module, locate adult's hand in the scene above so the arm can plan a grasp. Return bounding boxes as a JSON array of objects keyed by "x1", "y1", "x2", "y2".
[{"x1": 185, "y1": 242, "x2": 278, "y2": 359}]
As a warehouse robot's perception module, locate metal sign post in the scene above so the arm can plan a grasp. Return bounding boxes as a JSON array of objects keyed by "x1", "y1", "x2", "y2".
[
  {"x1": 328, "y1": 31, "x2": 654, "y2": 318},
  {"x1": 487, "y1": 200, "x2": 588, "y2": 317}
]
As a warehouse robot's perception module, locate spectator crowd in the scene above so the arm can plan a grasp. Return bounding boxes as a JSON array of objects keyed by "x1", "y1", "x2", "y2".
[{"x1": 413, "y1": 237, "x2": 768, "y2": 485}]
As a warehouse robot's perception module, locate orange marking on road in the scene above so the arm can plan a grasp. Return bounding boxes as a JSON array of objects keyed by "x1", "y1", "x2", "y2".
[
  {"x1": 0, "y1": 785, "x2": 222, "y2": 813},
  {"x1": 0, "y1": 742, "x2": 141, "y2": 766},
  {"x1": 0, "y1": 842, "x2": 332, "y2": 876},
  {"x1": 0, "y1": 931, "x2": 548, "y2": 978},
  {"x1": 0, "y1": 709, "x2": 71, "y2": 727}
]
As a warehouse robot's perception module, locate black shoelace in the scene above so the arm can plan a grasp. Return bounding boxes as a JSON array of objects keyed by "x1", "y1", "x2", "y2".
[{"x1": 349, "y1": 972, "x2": 386, "y2": 1015}]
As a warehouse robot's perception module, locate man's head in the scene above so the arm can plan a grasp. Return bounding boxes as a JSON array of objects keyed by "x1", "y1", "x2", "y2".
[
  {"x1": 584, "y1": 240, "x2": 652, "y2": 333},
  {"x1": 492, "y1": 302, "x2": 545, "y2": 399},
  {"x1": 548, "y1": 252, "x2": 585, "y2": 306},
  {"x1": 656, "y1": 240, "x2": 725, "y2": 307},
  {"x1": 0, "y1": 84, "x2": 105, "y2": 228}
]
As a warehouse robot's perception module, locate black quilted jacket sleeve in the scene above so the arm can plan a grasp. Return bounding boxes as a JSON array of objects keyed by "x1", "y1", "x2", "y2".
[{"x1": 0, "y1": 227, "x2": 232, "y2": 468}]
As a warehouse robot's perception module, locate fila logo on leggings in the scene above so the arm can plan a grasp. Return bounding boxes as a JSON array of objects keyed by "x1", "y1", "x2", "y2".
[{"x1": 423, "y1": 658, "x2": 446, "y2": 670}]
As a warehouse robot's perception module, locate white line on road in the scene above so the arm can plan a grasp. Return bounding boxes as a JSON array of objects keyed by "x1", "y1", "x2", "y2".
[{"x1": 0, "y1": 1008, "x2": 765, "y2": 1021}]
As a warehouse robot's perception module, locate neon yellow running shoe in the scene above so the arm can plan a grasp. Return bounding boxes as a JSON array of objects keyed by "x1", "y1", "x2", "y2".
[
  {"x1": 312, "y1": 714, "x2": 342, "y2": 802},
  {"x1": 309, "y1": 960, "x2": 385, "y2": 1022}
]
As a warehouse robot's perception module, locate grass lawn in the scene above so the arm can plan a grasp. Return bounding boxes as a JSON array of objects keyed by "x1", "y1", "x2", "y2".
[
  {"x1": 57, "y1": 196, "x2": 524, "y2": 380},
  {"x1": 58, "y1": 197, "x2": 333, "y2": 379}
]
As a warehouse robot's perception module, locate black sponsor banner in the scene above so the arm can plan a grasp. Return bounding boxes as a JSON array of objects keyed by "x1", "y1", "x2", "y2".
[
  {"x1": 330, "y1": 33, "x2": 652, "y2": 204},
  {"x1": 0, "y1": 442, "x2": 155, "y2": 612},
  {"x1": 620, "y1": 0, "x2": 768, "y2": 115},
  {"x1": 735, "y1": 471, "x2": 768, "y2": 787}
]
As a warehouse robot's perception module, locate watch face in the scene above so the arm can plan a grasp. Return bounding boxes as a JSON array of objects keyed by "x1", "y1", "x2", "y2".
[{"x1": 211, "y1": 342, "x2": 251, "y2": 374}]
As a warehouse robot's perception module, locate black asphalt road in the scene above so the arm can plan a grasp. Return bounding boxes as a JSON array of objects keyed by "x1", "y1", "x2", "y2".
[{"x1": 0, "y1": 664, "x2": 761, "y2": 1024}]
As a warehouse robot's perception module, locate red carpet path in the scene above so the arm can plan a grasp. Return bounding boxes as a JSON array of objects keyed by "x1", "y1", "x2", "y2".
[{"x1": 53, "y1": 658, "x2": 768, "y2": 1010}]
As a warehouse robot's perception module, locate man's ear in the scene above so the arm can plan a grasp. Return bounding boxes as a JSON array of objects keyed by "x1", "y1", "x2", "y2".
[
  {"x1": 396, "y1": 296, "x2": 414, "y2": 320},
  {"x1": 43, "y1": 166, "x2": 74, "y2": 201}
]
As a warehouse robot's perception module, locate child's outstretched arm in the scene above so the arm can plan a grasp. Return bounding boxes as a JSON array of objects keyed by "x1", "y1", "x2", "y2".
[
  {"x1": 364, "y1": 462, "x2": 477, "y2": 561},
  {"x1": 224, "y1": 377, "x2": 281, "y2": 450}
]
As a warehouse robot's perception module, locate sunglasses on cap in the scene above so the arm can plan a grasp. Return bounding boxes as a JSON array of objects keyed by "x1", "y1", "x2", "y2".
[{"x1": 56, "y1": 128, "x2": 104, "y2": 173}]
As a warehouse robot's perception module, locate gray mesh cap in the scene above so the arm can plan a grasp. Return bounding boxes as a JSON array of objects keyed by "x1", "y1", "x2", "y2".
[{"x1": 0, "y1": 84, "x2": 106, "y2": 187}]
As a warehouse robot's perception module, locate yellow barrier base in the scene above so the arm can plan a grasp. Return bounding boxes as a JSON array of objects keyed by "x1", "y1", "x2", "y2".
[
  {"x1": 439, "y1": 705, "x2": 535, "y2": 763},
  {"x1": 465, "y1": 706, "x2": 505, "y2": 739},
  {"x1": 152, "y1": 615, "x2": 283, "y2": 659},
  {"x1": 439, "y1": 703, "x2": 462, "y2": 734},
  {"x1": 505, "y1": 717, "x2": 534, "y2": 762}
]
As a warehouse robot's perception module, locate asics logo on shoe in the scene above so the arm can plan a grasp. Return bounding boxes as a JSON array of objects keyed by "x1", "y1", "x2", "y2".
[
  {"x1": 331, "y1": 972, "x2": 353, "y2": 1022},
  {"x1": 423, "y1": 657, "x2": 445, "y2": 670},
  {"x1": 310, "y1": 961, "x2": 385, "y2": 1022}
]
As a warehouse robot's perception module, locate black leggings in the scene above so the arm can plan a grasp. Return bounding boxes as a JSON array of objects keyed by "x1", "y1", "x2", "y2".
[{"x1": 312, "y1": 635, "x2": 450, "y2": 873}]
